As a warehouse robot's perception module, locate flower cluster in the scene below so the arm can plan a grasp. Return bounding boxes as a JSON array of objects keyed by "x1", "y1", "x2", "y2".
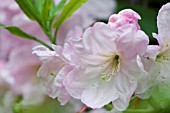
[
  {"x1": 33, "y1": 2, "x2": 170, "y2": 112},
  {"x1": 0, "y1": 0, "x2": 116, "y2": 112}
]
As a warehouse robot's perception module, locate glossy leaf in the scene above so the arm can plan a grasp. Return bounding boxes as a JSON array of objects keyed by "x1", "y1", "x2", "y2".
[
  {"x1": 15, "y1": 0, "x2": 41, "y2": 23},
  {"x1": 0, "y1": 24, "x2": 36, "y2": 40},
  {"x1": 0, "y1": 24, "x2": 52, "y2": 49},
  {"x1": 53, "y1": 0, "x2": 87, "y2": 43},
  {"x1": 41, "y1": 0, "x2": 52, "y2": 23},
  {"x1": 53, "y1": 0, "x2": 87, "y2": 28},
  {"x1": 50, "y1": 0, "x2": 66, "y2": 20}
]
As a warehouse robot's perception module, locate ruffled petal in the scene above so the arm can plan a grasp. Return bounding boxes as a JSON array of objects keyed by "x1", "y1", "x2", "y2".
[
  {"x1": 54, "y1": 65, "x2": 73, "y2": 105},
  {"x1": 115, "y1": 24, "x2": 149, "y2": 60},
  {"x1": 144, "y1": 45, "x2": 161, "y2": 60},
  {"x1": 157, "y1": 3, "x2": 170, "y2": 43},
  {"x1": 83, "y1": 22, "x2": 117, "y2": 55},
  {"x1": 37, "y1": 56, "x2": 65, "y2": 98},
  {"x1": 32, "y1": 45, "x2": 56, "y2": 58}
]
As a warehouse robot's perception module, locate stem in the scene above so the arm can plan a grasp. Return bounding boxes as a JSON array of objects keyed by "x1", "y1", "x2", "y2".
[
  {"x1": 53, "y1": 28, "x2": 58, "y2": 44},
  {"x1": 37, "y1": 20, "x2": 54, "y2": 43},
  {"x1": 40, "y1": 23, "x2": 54, "y2": 43},
  {"x1": 132, "y1": 97, "x2": 141, "y2": 109},
  {"x1": 33, "y1": 38, "x2": 53, "y2": 50},
  {"x1": 76, "y1": 105, "x2": 88, "y2": 113}
]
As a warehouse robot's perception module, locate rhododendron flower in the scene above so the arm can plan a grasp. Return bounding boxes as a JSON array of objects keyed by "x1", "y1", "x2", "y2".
[
  {"x1": 64, "y1": 10, "x2": 149, "y2": 110},
  {"x1": 138, "y1": 2, "x2": 170, "y2": 98},
  {"x1": 33, "y1": 27, "x2": 83, "y2": 105}
]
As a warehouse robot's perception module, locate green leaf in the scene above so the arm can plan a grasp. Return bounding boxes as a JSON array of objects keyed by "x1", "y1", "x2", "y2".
[
  {"x1": 53, "y1": 0, "x2": 87, "y2": 43},
  {"x1": 50, "y1": 0, "x2": 66, "y2": 20},
  {"x1": 123, "y1": 97, "x2": 155, "y2": 113},
  {"x1": 148, "y1": 86, "x2": 170, "y2": 113},
  {"x1": 0, "y1": 24, "x2": 53, "y2": 50},
  {"x1": 41, "y1": 0, "x2": 52, "y2": 23},
  {"x1": 0, "y1": 24, "x2": 37, "y2": 40},
  {"x1": 104, "y1": 102, "x2": 114, "y2": 111},
  {"x1": 35, "y1": 0, "x2": 45, "y2": 14},
  {"x1": 53, "y1": 0, "x2": 87, "y2": 28},
  {"x1": 15, "y1": 0, "x2": 41, "y2": 23},
  {"x1": 12, "y1": 96, "x2": 23, "y2": 113}
]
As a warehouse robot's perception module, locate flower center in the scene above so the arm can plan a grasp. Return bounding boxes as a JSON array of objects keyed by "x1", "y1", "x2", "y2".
[
  {"x1": 156, "y1": 44, "x2": 170, "y2": 62},
  {"x1": 156, "y1": 54, "x2": 169, "y2": 62},
  {"x1": 101, "y1": 55, "x2": 120, "y2": 81}
]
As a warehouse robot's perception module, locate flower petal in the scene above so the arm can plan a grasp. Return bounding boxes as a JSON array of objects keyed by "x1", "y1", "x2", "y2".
[
  {"x1": 81, "y1": 80, "x2": 118, "y2": 108},
  {"x1": 83, "y1": 22, "x2": 117, "y2": 55},
  {"x1": 112, "y1": 73, "x2": 137, "y2": 111},
  {"x1": 115, "y1": 24, "x2": 149, "y2": 60},
  {"x1": 37, "y1": 56, "x2": 65, "y2": 98},
  {"x1": 64, "y1": 55, "x2": 108, "y2": 99},
  {"x1": 54, "y1": 65, "x2": 73, "y2": 105},
  {"x1": 157, "y1": 3, "x2": 170, "y2": 43}
]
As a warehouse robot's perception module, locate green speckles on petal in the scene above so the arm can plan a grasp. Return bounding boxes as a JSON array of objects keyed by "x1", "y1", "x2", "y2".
[{"x1": 49, "y1": 72, "x2": 56, "y2": 76}]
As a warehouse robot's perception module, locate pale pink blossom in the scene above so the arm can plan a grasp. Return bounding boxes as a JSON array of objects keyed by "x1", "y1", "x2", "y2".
[
  {"x1": 1, "y1": 0, "x2": 116, "y2": 109},
  {"x1": 64, "y1": 18, "x2": 149, "y2": 111},
  {"x1": 33, "y1": 27, "x2": 83, "y2": 105},
  {"x1": 137, "y1": 2, "x2": 170, "y2": 99}
]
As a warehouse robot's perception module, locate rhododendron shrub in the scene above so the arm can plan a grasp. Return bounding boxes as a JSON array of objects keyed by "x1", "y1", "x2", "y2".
[{"x1": 1, "y1": 0, "x2": 170, "y2": 113}]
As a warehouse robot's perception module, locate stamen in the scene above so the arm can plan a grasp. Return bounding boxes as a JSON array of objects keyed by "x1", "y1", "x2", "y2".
[{"x1": 101, "y1": 55, "x2": 120, "y2": 81}]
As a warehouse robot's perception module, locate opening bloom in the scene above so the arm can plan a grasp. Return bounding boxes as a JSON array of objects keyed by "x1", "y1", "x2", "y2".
[
  {"x1": 64, "y1": 11, "x2": 149, "y2": 110},
  {"x1": 138, "y1": 2, "x2": 170, "y2": 99}
]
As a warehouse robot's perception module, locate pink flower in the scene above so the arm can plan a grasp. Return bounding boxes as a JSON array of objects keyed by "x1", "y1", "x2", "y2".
[
  {"x1": 33, "y1": 27, "x2": 83, "y2": 105},
  {"x1": 137, "y1": 2, "x2": 170, "y2": 99},
  {"x1": 64, "y1": 16, "x2": 149, "y2": 111}
]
